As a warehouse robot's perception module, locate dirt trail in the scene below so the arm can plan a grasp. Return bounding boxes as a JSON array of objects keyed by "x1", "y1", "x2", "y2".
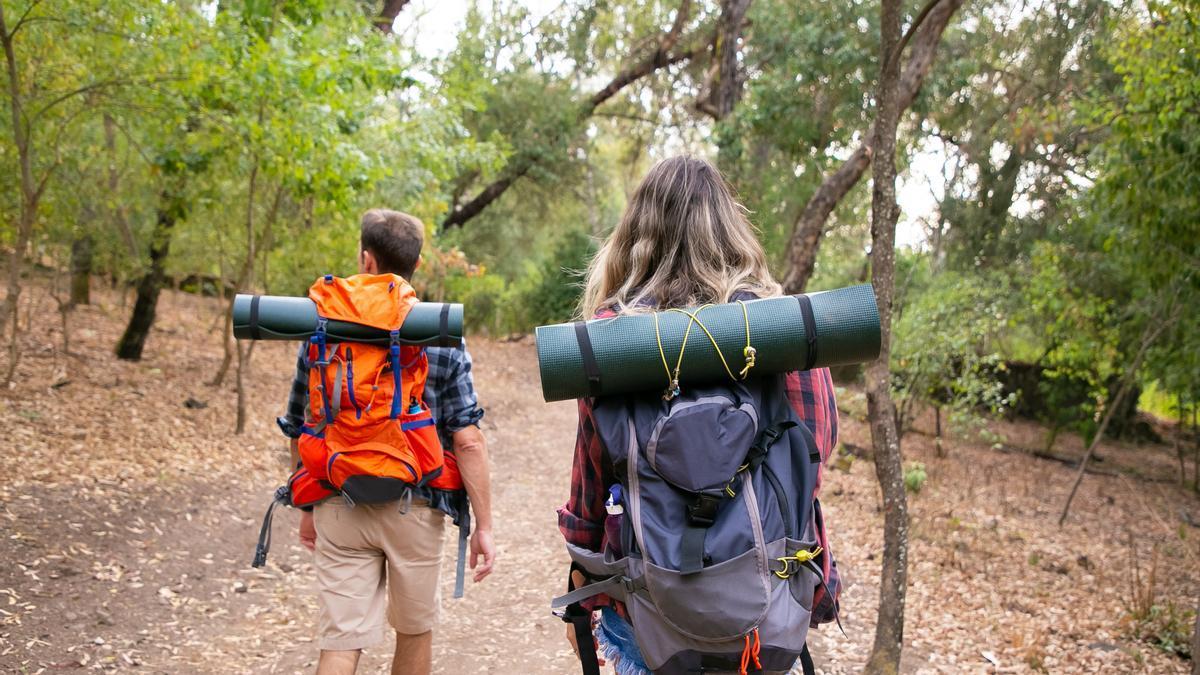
[{"x1": 2, "y1": 286, "x2": 1198, "y2": 674}]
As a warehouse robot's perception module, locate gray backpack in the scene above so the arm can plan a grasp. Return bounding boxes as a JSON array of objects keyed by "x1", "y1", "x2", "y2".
[{"x1": 554, "y1": 376, "x2": 830, "y2": 674}]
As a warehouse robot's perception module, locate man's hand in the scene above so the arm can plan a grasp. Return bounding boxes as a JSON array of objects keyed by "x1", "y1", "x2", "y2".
[
  {"x1": 469, "y1": 527, "x2": 496, "y2": 582},
  {"x1": 299, "y1": 510, "x2": 316, "y2": 551}
]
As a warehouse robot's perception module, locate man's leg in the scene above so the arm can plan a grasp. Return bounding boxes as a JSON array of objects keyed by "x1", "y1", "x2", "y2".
[
  {"x1": 316, "y1": 649, "x2": 361, "y2": 675},
  {"x1": 312, "y1": 502, "x2": 389, "y2": 674},
  {"x1": 382, "y1": 506, "x2": 445, "y2": 675},
  {"x1": 391, "y1": 630, "x2": 433, "y2": 675}
]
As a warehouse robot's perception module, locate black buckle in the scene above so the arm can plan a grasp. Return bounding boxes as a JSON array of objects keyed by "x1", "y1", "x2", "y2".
[
  {"x1": 687, "y1": 494, "x2": 721, "y2": 526},
  {"x1": 763, "y1": 426, "x2": 783, "y2": 444}
]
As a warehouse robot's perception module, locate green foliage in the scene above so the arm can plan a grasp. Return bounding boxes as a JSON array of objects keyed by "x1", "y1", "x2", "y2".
[
  {"x1": 508, "y1": 228, "x2": 595, "y2": 327},
  {"x1": 891, "y1": 262, "x2": 1015, "y2": 435},
  {"x1": 1082, "y1": 1, "x2": 1200, "y2": 409},
  {"x1": 903, "y1": 462, "x2": 927, "y2": 494}
]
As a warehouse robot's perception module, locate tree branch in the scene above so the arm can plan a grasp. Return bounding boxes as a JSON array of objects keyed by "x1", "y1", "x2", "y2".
[
  {"x1": 782, "y1": 0, "x2": 964, "y2": 293},
  {"x1": 373, "y1": 0, "x2": 411, "y2": 34},
  {"x1": 585, "y1": 0, "x2": 693, "y2": 113},
  {"x1": 441, "y1": 0, "x2": 703, "y2": 230},
  {"x1": 29, "y1": 76, "x2": 179, "y2": 124},
  {"x1": 883, "y1": 0, "x2": 941, "y2": 76},
  {"x1": 7, "y1": 0, "x2": 47, "y2": 40}
]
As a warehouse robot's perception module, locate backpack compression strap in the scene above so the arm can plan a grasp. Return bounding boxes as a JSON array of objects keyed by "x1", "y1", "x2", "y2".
[
  {"x1": 573, "y1": 322, "x2": 603, "y2": 397},
  {"x1": 453, "y1": 501, "x2": 471, "y2": 599},
  {"x1": 795, "y1": 293, "x2": 819, "y2": 371},
  {"x1": 679, "y1": 420, "x2": 798, "y2": 575}
]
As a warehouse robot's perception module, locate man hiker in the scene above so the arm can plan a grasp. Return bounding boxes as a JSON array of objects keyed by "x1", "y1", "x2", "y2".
[{"x1": 276, "y1": 209, "x2": 496, "y2": 675}]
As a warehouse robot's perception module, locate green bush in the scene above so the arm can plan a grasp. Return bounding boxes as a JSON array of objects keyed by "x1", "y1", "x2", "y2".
[
  {"x1": 508, "y1": 228, "x2": 594, "y2": 329},
  {"x1": 904, "y1": 462, "x2": 928, "y2": 494}
]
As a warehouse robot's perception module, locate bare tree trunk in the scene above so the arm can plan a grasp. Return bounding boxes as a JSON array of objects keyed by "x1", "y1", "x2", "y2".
[
  {"x1": 235, "y1": 340, "x2": 249, "y2": 433},
  {"x1": 1177, "y1": 407, "x2": 1187, "y2": 486},
  {"x1": 441, "y1": 0, "x2": 702, "y2": 230},
  {"x1": 104, "y1": 114, "x2": 139, "y2": 259},
  {"x1": 1192, "y1": 593, "x2": 1200, "y2": 675},
  {"x1": 1059, "y1": 298, "x2": 1182, "y2": 526},
  {"x1": 1, "y1": 5, "x2": 38, "y2": 380},
  {"x1": 69, "y1": 231, "x2": 94, "y2": 307},
  {"x1": 863, "y1": 0, "x2": 908, "y2": 672},
  {"x1": 782, "y1": 0, "x2": 963, "y2": 294},
  {"x1": 115, "y1": 187, "x2": 183, "y2": 361},
  {"x1": 232, "y1": 164, "x2": 261, "y2": 433},
  {"x1": 934, "y1": 405, "x2": 943, "y2": 458},
  {"x1": 701, "y1": 0, "x2": 751, "y2": 120}
]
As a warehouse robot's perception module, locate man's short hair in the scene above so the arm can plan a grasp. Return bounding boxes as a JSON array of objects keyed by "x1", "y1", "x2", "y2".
[{"x1": 361, "y1": 209, "x2": 424, "y2": 279}]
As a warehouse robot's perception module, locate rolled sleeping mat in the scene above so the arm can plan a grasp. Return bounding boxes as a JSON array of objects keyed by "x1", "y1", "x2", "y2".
[
  {"x1": 534, "y1": 284, "x2": 880, "y2": 402},
  {"x1": 232, "y1": 294, "x2": 464, "y2": 347}
]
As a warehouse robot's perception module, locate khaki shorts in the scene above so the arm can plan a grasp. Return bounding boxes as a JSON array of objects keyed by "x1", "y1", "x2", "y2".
[{"x1": 312, "y1": 498, "x2": 446, "y2": 650}]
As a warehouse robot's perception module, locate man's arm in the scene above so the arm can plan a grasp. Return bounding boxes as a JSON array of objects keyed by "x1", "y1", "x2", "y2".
[
  {"x1": 452, "y1": 425, "x2": 495, "y2": 581},
  {"x1": 431, "y1": 342, "x2": 495, "y2": 581},
  {"x1": 279, "y1": 345, "x2": 316, "y2": 551}
]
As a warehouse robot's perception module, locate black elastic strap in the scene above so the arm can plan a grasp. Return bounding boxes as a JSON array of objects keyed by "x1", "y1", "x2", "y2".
[
  {"x1": 574, "y1": 322, "x2": 602, "y2": 397},
  {"x1": 795, "y1": 294, "x2": 818, "y2": 371},
  {"x1": 251, "y1": 486, "x2": 288, "y2": 568},
  {"x1": 439, "y1": 303, "x2": 451, "y2": 347},
  {"x1": 570, "y1": 612, "x2": 601, "y2": 675},
  {"x1": 799, "y1": 643, "x2": 815, "y2": 675},
  {"x1": 561, "y1": 564, "x2": 602, "y2": 675},
  {"x1": 248, "y1": 295, "x2": 263, "y2": 340}
]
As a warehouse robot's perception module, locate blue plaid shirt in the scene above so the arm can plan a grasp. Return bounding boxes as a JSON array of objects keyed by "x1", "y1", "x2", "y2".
[{"x1": 278, "y1": 342, "x2": 485, "y2": 450}]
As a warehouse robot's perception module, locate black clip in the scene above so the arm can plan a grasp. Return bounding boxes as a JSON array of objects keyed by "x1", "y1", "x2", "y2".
[{"x1": 687, "y1": 494, "x2": 721, "y2": 526}]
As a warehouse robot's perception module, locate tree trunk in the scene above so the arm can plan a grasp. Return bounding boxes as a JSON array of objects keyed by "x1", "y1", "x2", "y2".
[
  {"x1": 712, "y1": 0, "x2": 750, "y2": 119},
  {"x1": 863, "y1": 0, "x2": 908, "y2": 672},
  {"x1": 1177, "y1": 409, "x2": 1187, "y2": 486},
  {"x1": 373, "y1": 0, "x2": 411, "y2": 34},
  {"x1": 710, "y1": 0, "x2": 752, "y2": 167},
  {"x1": 69, "y1": 233, "x2": 94, "y2": 307},
  {"x1": 934, "y1": 405, "x2": 943, "y2": 458},
  {"x1": 235, "y1": 340, "x2": 249, "y2": 433},
  {"x1": 1192, "y1": 593, "x2": 1199, "y2": 675},
  {"x1": 104, "y1": 114, "x2": 139, "y2": 259},
  {"x1": 115, "y1": 188, "x2": 182, "y2": 361},
  {"x1": 1, "y1": 4, "x2": 38, "y2": 379},
  {"x1": 782, "y1": 0, "x2": 964, "y2": 294}
]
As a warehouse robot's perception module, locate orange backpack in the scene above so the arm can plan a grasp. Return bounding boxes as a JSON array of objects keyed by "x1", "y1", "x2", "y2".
[
  {"x1": 290, "y1": 273, "x2": 444, "y2": 506},
  {"x1": 253, "y1": 274, "x2": 470, "y2": 591}
]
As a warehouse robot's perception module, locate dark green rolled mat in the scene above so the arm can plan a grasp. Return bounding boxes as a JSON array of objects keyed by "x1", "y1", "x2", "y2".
[
  {"x1": 232, "y1": 294, "x2": 464, "y2": 347},
  {"x1": 534, "y1": 284, "x2": 880, "y2": 402}
]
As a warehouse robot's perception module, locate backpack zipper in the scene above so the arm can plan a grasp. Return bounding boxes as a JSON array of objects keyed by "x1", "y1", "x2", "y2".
[{"x1": 761, "y1": 464, "x2": 794, "y2": 540}]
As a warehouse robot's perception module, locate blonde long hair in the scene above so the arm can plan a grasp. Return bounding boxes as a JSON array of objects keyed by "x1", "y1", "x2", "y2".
[{"x1": 580, "y1": 156, "x2": 781, "y2": 317}]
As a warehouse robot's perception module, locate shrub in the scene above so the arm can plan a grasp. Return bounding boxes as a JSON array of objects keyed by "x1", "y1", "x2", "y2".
[{"x1": 903, "y1": 462, "x2": 928, "y2": 494}]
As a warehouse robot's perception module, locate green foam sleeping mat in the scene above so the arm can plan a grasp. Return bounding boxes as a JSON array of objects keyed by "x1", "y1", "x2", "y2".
[
  {"x1": 534, "y1": 284, "x2": 881, "y2": 402},
  {"x1": 232, "y1": 294, "x2": 463, "y2": 347}
]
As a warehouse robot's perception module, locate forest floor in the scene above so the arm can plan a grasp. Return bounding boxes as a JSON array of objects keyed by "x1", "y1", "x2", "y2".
[{"x1": 1, "y1": 282, "x2": 1198, "y2": 675}]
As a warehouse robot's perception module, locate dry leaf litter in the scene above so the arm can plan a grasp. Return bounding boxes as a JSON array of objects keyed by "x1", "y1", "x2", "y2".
[{"x1": 1, "y1": 282, "x2": 1196, "y2": 674}]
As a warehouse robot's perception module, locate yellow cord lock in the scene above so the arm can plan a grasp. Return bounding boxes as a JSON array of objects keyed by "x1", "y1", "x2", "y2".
[{"x1": 774, "y1": 546, "x2": 823, "y2": 579}]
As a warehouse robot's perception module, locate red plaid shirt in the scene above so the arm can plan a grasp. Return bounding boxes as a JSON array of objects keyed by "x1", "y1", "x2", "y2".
[{"x1": 557, "y1": 368, "x2": 840, "y2": 610}]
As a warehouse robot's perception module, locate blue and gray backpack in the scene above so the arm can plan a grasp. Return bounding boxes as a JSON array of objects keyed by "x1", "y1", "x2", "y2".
[{"x1": 554, "y1": 375, "x2": 837, "y2": 674}]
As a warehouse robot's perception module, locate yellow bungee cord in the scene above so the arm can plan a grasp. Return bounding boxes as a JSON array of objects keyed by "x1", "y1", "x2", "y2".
[
  {"x1": 774, "y1": 546, "x2": 823, "y2": 579},
  {"x1": 653, "y1": 301, "x2": 756, "y2": 401}
]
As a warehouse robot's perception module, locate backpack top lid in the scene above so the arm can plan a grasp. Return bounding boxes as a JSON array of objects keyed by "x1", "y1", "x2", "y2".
[{"x1": 308, "y1": 273, "x2": 417, "y2": 332}]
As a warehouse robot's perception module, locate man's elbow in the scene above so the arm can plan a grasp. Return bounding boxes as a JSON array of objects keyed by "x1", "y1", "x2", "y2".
[{"x1": 452, "y1": 426, "x2": 487, "y2": 456}]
